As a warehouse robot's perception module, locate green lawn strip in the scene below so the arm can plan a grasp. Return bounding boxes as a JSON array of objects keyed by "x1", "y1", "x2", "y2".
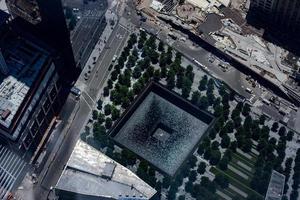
[
  {"x1": 219, "y1": 186, "x2": 246, "y2": 199},
  {"x1": 215, "y1": 192, "x2": 229, "y2": 200},
  {"x1": 229, "y1": 158, "x2": 254, "y2": 175},
  {"x1": 229, "y1": 161, "x2": 254, "y2": 178},
  {"x1": 231, "y1": 157, "x2": 254, "y2": 174},
  {"x1": 224, "y1": 187, "x2": 247, "y2": 200},
  {"x1": 210, "y1": 167, "x2": 264, "y2": 200},
  {"x1": 233, "y1": 152, "x2": 256, "y2": 167},
  {"x1": 248, "y1": 151, "x2": 258, "y2": 161},
  {"x1": 221, "y1": 188, "x2": 236, "y2": 197},
  {"x1": 223, "y1": 167, "x2": 251, "y2": 186},
  {"x1": 231, "y1": 156, "x2": 255, "y2": 171}
]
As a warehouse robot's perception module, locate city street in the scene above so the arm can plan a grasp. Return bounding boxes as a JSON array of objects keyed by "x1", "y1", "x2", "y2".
[{"x1": 122, "y1": 2, "x2": 251, "y2": 98}]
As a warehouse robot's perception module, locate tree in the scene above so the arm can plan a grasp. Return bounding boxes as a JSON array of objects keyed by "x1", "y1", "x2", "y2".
[
  {"x1": 214, "y1": 174, "x2": 229, "y2": 189},
  {"x1": 197, "y1": 143, "x2": 205, "y2": 155},
  {"x1": 103, "y1": 86, "x2": 110, "y2": 97},
  {"x1": 97, "y1": 113, "x2": 105, "y2": 124},
  {"x1": 92, "y1": 110, "x2": 98, "y2": 120},
  {"x1": 199, "y1": 96, "x2": 209, "y2": 110},
  {"x1": 259, "y1": 115, "x2": 266, "y2": 125},
  {"x1": 278, "y1": 126, "x2": 286, "y2": 137},
  {"x1": 181, "y1": 76, "x2": 192, "y2": 98},
  {"x1": 246, "y1": 194, "x2": 262, "y2": 200},
  {"x1": 210, "y1": 150, "x2": 221, "y2": 165},
  {"x1": 233, "y1": 116, "x2": 242, "y2": 128},
  {"x1": 211, "y1": 141, "x2": 220, "y2": 150},
  {"x1": 162, "y1": 176, "x2": 171, "y2": 189},
  {"x1": 93, "y1": 125, "x2": 107, "y2": 145},
  {"x1": 121, "y1": 97, "x2": 130, "y2": 109},
  {"x1": 225, "y1": 120, "x2": 234, "y2": 133},
  {"x1": 219, "y1": 156, "x2": 230, "y2": 170},
  {"x1": 189, "y1": 170, "x2": 198, "y2": 182},
  {"x1": 221, "y1": 135, "x2": 231, "y2": 148},
  {"x1": 153, "y1": 69, "x2": 161, "y2": 81},
  {"x1": 133, "y1": 66, "x2": 142, "y2": 79},
  {"x1": 200, "y1": 176, "x2": 216, "y2": 193},
  {"x1": 178, "y1": 195, "x2": 186, "y2": 200},
  {"x1": 111, "y1": 70, "x2": 119, "y2": 81},
  {"x1": 107, "y1": 79, "x2": 113, "y2": 89},
  {"x1": 121, "y1": 149, "x2": 137, "y2": 166},
  {"x1": 104, "y1": 104, "x2": 112, "y2": 115},
  {"x1": 105, "y1": 118, "x2": 113, "y2": 129},
  {"x1": 242, "y1": 103, "x2": 251, "y2": 116},
  {"x1": 271, "y1": 122, "x2": 279, "y2": 132},
  {"x1": 242, "y1": 138, "x2": 252, "y2": 153},
  {"x1": 111, "y1": 107, "x2": 120, "y2": 121},
  {"x1": 214, "y1": 104, "x2": 223, "y2": 117},
  {"x1": 198, "y1": 75, "x2": 208, "y2": 91},
  {"x1": 286, "y1": 131, "x2": 294, "y2": 141},
  {"x1": 166, "y1": 69, "x2": 175, "y2": 89},
  {"x1": 187, "y1": 155, "x2": 198, "y2": 169},
  {"x1": 158, "y1": 41, "x2": 164, "y2": 52},
  {"x1": 96, "y1": 99, "x2": 103, "y2": 110},
  {"x1": 191, "y1": 91, "x2": 201, "y2": 105},
  {"x1": 209, "y1": 128, "x2": 217, "y2": 140},
  {"x1": 204, "y1": 147, "x2": 212, "y2": 160},
  {"x1": 231, "y1": 108, "x2": 240, "y2": 120},
  {"x1": 185, "y1": 65, "x2": 194, "y2": 80},
  {"x1": 133, "y1": 81, "x2": 142, "y2": 95},
  {"x1": 197, "y1": 162, "x2": 206, "y2": 174},
  {"x1": 166, "y1": 46, "x2": 173, "y2": 65},
  {"x1": 229, "y1": 141, "x2": 237, "y2": 152}
]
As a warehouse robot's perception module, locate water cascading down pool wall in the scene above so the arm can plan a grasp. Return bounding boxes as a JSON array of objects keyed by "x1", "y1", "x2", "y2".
[{"x1": 110, "y1": 81, "x2": 215, "y2": 176}]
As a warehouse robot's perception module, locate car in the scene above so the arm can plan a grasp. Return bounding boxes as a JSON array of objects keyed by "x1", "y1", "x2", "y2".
[
  {"x1": 71, "y1": 86, "x2": 81, "y2": 97},
  {"x1": 112, "y1": 55, "x2": 117, "y2": 62}
]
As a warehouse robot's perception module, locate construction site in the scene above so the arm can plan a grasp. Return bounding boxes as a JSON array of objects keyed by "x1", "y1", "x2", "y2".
[{"x1": 134, "y1": 0, "x2": 300, "y2": 106}]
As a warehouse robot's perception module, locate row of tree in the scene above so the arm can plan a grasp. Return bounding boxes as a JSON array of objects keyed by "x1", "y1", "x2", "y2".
[{"x1": 290, "y1": 148, "x2": 300, "y2": 200}]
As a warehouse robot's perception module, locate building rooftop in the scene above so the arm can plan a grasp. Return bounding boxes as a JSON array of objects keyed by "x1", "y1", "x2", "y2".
[
  {"x1": 5, "y1": 0, "x2": 41, "y2": 24},
  {"x1": 0, "y1": 1, "x2": 8, "y2": 13},
  {"x1": 0, "y1": 34, "x2": 50, "y2": 129},
  {"x1": 55, "y1": 140, "x2": 156, "y2": 199},
  {"x1": 265, "y1": 170, "x2": 285, "y2": 200}
]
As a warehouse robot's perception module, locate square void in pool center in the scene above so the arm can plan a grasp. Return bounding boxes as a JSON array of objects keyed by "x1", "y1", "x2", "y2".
[{"x1": 113, "y1": 90, "x2": 212, "y2": 176}]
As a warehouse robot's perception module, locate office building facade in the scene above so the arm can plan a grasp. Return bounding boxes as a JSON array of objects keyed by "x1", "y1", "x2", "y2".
[
  {"x1": 0, "y1": 15, "x2": 65, "y2": 155},
  {"x1": 0, "y1": 0, "x2": 80, "y2": 157},
  {"x1": 5, "y1": 0, "x2": 80, "y2": 83}
]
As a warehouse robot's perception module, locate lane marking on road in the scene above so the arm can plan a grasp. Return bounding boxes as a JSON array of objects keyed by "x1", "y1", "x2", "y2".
[
  {"x1": 89, "y1": 25, "x2": 128, "y2": 89},
  {"x1": 119, "y1": 22, "x2": 133, "y2": 33},
  {"x1": 83, "y1": 91, "x2": 95, "y2": 105},
  {"x1": 81, "y1": 95, "x2": 93, "y2": 110},
  {"x1": 88, "y1": 25, "x2": 123, "y2": 87},
  {"x1": 94, "y1": 28, "x2": 130, "y2": 91}
]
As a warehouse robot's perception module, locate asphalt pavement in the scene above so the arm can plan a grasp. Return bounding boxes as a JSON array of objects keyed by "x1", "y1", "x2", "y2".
[{"x1": 122, "y1": 3, "x2": 251, "y2": 98}]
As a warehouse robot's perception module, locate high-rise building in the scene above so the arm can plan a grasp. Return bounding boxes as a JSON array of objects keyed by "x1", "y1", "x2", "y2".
[
  {"x1": 0, "y1": 12, "x2": 66, "y2": 154},
  {"x1": 5, "y1": 0, "x2": 80, "y2": 83},
  {"x1": 249, "y1": 0, "x2": 300, "y2": 35},
  {"x1": 0, "y1": 0, "x2": 80, "y2": 155}
]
